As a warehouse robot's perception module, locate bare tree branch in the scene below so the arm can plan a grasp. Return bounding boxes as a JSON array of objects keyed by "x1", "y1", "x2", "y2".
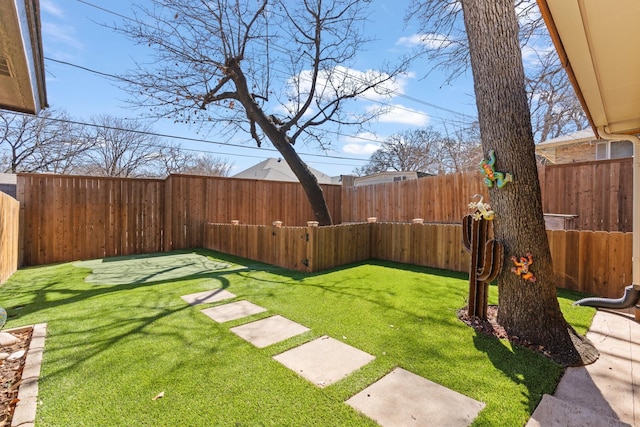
[
  {"x1": 405, "y1": 0, "x2": 588, "y2": 143},
  {"x1": 112, "y1": 0, "x2": 412, "y2": 224}
]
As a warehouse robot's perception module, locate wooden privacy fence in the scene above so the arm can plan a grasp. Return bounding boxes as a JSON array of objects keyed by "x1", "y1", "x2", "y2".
[
  {"x1": 204, "y1": 222, "x2": 632, "y2": 298},
  {"x1": 17, "y1": 173, "x2": 342, "y2": 266},
  {"x1": 0, "y1": 192, "x2": 19, "y2": 284},
  {"x1": 18, "y1": 174, "x2": 166, "y2": 266},
  {"x1": 204, "y1": 223, "x2": 372, "y2": 272},
  {"x1": 540, "y1": 159, "x2": 632, "y2": 232},
  {"x1": 164, "y1": 175, "x2": 342, "y2": 250},
  {"x1": 548, "y1": 230, "x2": 632, "y2": 298},
  {"x1": 342, "y1": 172, "x2": 489, "y2": 224},
  {"x1": 343, "y1": 158, "x2": 633, "y2": 232}
]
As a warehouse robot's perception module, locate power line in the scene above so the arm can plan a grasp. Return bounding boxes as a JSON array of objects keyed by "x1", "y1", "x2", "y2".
[
  {"x1": 4, "y1": 109, "x2": 370, "y2": 165},
  {"x1": 45, "y1": 55, "x2": 473, "y2": 134},
  {"x1": 43, "y1": 56, "x2": 389, "y2": 151}
]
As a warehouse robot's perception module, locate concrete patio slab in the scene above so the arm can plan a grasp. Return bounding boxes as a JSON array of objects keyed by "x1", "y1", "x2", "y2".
[
  {"x1": 526, "y1": 394, "x2": 630, "y2": 427},
  {"x1": 180, "y1": 289, "x2": 236, "y2": 306},
  {"x1": 549, "y1": 309, "x2": 640, "y2": 426},
  {"x1": 201, "y1": 300, "x2": 266, "y2": 323},
  {"x1": 273, "y1": 335, "x2": 375, "y2": 387},
  {"x1": 346, "y1": 367, "x2": 485, "y2": 427},
  {"x1": 230, "y1": 315, "x2": 309, "y2": 348}
]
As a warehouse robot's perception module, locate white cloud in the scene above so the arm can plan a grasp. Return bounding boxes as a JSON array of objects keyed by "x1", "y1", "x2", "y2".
[
  {"x1": 369, "y1": 104, "x2": 430, "y2": 126},
  {"x1": 396, "y1": 33, "x2": 451, "y2": 50},
  {"x1": 41, "y1": 0, "x2": 65, "y2": 19},
  {"x1": 287, "y1": 66, "x2": 412, "y2": 103},
  {"x1": 341, "y1": 132, "x2": 384, "y2": 155},
  {"x1": 521, "y1": 44, "x2": 554, "y2": 67},
  {"x1": 342, "y1": 143, "x2": 380, "y2": 155},
  {"x1": 42, "y1": 22, "x2": 83, "y2": 51}
]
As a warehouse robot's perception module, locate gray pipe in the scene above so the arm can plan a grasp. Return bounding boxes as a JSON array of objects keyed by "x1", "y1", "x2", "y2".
[{"x1": 573, "y1": 284, "x2": 640, "y2": 309}]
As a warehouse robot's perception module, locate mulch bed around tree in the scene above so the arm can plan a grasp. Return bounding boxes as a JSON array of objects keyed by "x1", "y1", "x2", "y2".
[
  {"x1": 0, "y1": 329, "x2": 32, "y2": 427},
  {"x1": 457, "y1": 305, "x2": 553, "y2": 359}
]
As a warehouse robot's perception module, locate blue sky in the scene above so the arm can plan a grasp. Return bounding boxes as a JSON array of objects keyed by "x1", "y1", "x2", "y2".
[{"x1": 40, "y1": 0, "x2": 478, "y2": 177}]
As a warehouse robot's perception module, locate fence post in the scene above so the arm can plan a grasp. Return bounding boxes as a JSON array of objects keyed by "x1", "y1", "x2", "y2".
[{"x1": 306, "y1": 221, "x2": 319, "y2": 272}]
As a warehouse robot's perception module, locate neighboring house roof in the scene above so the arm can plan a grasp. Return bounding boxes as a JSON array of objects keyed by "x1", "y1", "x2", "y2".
[
  {"x1": 0, "y1": 0, "x2": 47, "y2": 114},
  {"x1": 232, "y1": 158, "x2": 334, "y2": 184},
  {"x1": 536, "y1": 130, "x2": 599, "y2": 149},
  {"x1": 353, "y1": 171, "x2": 431, "y2": 187}
]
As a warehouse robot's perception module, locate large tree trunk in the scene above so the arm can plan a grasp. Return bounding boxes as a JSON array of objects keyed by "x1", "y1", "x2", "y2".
[
  {"x1": 460, "y1": 0, "x2": 597, "y2": 366},
  {"x1": 229, "y1": 62, "x2": 334, "y2": 226}
]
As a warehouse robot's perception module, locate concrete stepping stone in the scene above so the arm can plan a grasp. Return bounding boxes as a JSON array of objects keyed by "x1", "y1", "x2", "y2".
[
  {"x1": 180, "y1": 289, "x2": 236, "y2": 306},
  {"x1": 201, "y1": 300, "x2": 267, "y2": 323},
  {"x1": 273, "y1": 335, "x2": 375, "y2": 388},
  {"x1": 346, "y1": 367, "x2": 485, "y2": 427},
  {"x1": 230, "y1": 315, "x2": 309, "y2": 348}
]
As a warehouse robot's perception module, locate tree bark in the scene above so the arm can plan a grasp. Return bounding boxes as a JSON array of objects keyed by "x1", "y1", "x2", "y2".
[
  {"x1": 229, "y1": 61, "x2": 333, "y2": 226},
  {"x1": 460, "y1": 0, "x2": 597, "y2": 366}
]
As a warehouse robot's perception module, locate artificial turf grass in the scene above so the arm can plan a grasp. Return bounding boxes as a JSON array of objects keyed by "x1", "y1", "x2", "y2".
[{"x1": 0, "y1": 250, "x2": 595, "y2": 426}]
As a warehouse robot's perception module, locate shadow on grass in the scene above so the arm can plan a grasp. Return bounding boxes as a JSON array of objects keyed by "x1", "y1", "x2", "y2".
[
  {"x1": 472, "y1": 331, "x2": 563, "y2": 414},
  {"x1": 225, "y1": 256, "x2": 471, "y2": 321}
]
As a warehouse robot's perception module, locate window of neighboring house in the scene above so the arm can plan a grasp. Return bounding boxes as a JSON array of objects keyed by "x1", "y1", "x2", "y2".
[
  {"x1": 596, "y1": 140, "x2": 633, "y2": 160},
  {"x1": 611, "y1": 140, "x2": 634, "y2": 159}
]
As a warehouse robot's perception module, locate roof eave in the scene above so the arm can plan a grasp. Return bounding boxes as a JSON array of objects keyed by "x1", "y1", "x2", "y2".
[
  {"x1": 0, "y1": 0, "x2": 48, "y2": 115},
  {"x1": 536, "y1": 0, "x2": 598, "y2": 138}
]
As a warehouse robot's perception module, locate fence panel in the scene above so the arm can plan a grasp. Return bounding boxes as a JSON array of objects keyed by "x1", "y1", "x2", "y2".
[
  {"x1": 18, "y1": 174, "x2": 165, "y2": 266},
  {"x1": 342, "y1": 172, "x2": 488, "y2": 224},
  {"x1": 540, "y1": 159, "x2": 632, "y2": 231},
  {"x1": 166, "y1": 175, "x2": 342, "y2": 250},
  {"x1": 342, "y1": 159, "x2": 632, "y2": 231},
  {"x1": 371, "y1": 222, "x2": 469, "y2": 272},
  {"x1": 547, "y1": 230, "x2": 632, "y2": 298},
  {"x1": 205, "y1": 223, "x2": 309, "y2": 271},
  {"x1": 0, "y1": 192, "x2": 19, "y2": 284},
  {"x1": 309, "y1": 223, "x2": 371, "y2": 271}
]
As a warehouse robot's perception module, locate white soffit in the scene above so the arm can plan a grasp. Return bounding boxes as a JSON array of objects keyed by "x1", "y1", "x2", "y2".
[{"x1": 542, "y1": 0, "x2": 640, "y2": 135}]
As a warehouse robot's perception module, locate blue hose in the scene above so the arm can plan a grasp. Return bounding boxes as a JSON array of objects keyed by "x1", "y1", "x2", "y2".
[{"x1": 573, "y1": 284, "x2": 640, "y2": 309}]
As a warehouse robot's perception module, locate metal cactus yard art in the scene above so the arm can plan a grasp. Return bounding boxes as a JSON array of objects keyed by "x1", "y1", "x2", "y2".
[{"x1": 462, "y1": 215, "x2": 504, "y2": 319}]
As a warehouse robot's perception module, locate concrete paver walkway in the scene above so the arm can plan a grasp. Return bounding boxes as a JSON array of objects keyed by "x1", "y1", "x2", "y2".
[
  {"x1": 186, "y1": 292, "x2": 484, "y2": 426},
  {"x1": 528, "y1": 309, "x2": 640, "y2": 426}
]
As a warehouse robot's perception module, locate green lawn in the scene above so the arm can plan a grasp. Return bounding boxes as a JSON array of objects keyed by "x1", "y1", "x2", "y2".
[{"x1": 1, "y1": 249, "x2": 595, "y2": 426}]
